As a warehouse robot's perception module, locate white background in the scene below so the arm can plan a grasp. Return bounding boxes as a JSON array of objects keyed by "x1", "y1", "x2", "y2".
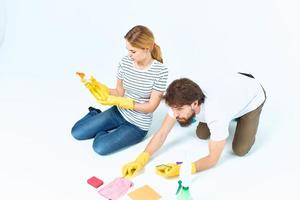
[{"x1": 0, "y1": 0, "x2": 299, "y2": 199}]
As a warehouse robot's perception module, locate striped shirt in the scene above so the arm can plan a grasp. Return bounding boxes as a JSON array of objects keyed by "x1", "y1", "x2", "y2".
[{"x1": 116, "y1": 56, "x2": 168, "y2": 131}]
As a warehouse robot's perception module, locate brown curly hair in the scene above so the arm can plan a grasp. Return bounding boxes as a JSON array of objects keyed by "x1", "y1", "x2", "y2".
[{"x1": 163, "y1": 78, "x2": 205, "y2": 107}]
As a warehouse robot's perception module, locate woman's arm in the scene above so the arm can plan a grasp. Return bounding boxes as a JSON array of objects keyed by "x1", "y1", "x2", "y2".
[
  {"x1": 134, "y1": 90, "x2": 163, "y2": 113},
  {"x1": 108, "y1": 79, "x2": 163, "y2": 113},
  {"x1": 109, "y1": 79, "x2": 125, "y2": 96}
]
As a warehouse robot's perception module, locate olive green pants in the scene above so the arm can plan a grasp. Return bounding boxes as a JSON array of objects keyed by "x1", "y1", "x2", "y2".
[{"x1": 196, "y1": 74, "x2": 266, "y2": 156}]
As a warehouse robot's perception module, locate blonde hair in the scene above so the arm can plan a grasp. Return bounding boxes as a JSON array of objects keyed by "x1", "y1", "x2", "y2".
[{"x1": 124, "y1": 25, "x2": 163, "y2": 63}]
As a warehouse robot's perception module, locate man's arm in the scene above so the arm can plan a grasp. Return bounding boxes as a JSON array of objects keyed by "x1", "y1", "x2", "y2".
[
  {"x1": 121, "y1": 113, "x2": 176, "y2": 177},
  {"x1": 194, "y1": 139, "x2": 226, "y2": 172},
  {"x1": 144, "y1": 113, "x2": 177, "y2": 156}
]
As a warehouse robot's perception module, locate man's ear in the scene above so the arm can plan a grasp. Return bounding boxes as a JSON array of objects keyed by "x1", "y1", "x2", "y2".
[{"x1": 191, "y1": 100, "x2": 198, "y2": 109}]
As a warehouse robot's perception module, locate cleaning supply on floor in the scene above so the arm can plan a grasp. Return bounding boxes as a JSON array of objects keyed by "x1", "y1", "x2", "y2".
[
  {"x1": 176, "y1": 154, "x2": 193, "y2": 200},
  {"x1": 98, "y1": 177, "x2": 133, "y2": 200}
]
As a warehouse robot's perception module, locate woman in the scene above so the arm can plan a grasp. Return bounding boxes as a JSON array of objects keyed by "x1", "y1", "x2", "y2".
[{"x1": 71, "y1": 25, "x2": 168, "y2": 155}]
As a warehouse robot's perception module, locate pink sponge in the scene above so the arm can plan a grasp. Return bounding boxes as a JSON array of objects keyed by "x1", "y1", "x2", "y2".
[{"x1": 87, "y1": 176, "x2": 104, "y2": 188}]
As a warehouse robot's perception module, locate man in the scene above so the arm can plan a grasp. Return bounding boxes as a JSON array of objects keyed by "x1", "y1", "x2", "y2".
[{"x1": 122, "y1": 73, "x2": 266, "y2": 178}]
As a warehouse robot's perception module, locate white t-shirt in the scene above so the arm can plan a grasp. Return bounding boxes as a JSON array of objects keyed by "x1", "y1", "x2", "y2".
[{"x1": 168, "y1": 73, "x2": 266, "y2": 141}]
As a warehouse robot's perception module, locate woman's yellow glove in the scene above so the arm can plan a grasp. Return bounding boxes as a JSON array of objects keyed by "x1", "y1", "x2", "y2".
[
  {"x1": 76, "y1": 72, "x2": 109, "y2": 101},
  {"x1": 122, "y1": 152, "x2": 150, "y2": 177},
  {"x1": 155, "y1": 162, "x2": 197, "y2": 178},
  {"x1": 90, "y1": 76, "x2": 109, "y2": 99},
  {"x1": 99, "y1": 95, "x2": 134, "y2": 110}
]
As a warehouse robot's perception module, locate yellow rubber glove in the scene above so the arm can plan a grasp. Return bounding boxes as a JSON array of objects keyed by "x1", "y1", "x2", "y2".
[
  {"x1": 99, "y1": 95, "x2": 134, "y2": 110},
  {"x1": 76, "y1": 72, "x2": 109, "y2": 101},
  {"x1": 122, "y1": 152, "x2": 150, "y2": 177},
  {"x1": 155, "y1": 162, "x2": 197, "y2": 178},
  {"x1": 90, "y1": 76, "x2": 109, "y2": 98}
]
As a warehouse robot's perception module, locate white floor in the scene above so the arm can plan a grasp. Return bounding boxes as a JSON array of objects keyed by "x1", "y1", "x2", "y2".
[{"x1": 1, "y1": 0, "x2": 300, "y2": 199}]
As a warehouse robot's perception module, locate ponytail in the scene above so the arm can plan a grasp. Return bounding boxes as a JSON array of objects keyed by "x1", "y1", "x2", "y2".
[
  {"x1": 151, "y1": 43, "x2": 163, "y2": 63},
  {"x1": 125, "y1": 25, "x2": 163, "y2": 63}
]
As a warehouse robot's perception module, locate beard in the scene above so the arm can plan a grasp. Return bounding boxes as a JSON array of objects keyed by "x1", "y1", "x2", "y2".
[{"x1": 176, "y1": 112, "x2": 196, "y2": 127}]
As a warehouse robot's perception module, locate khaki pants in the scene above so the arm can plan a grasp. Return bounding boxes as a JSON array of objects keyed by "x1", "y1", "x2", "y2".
[{"x1": 196, "y1": 74, "x2": 266, "y2": 156}]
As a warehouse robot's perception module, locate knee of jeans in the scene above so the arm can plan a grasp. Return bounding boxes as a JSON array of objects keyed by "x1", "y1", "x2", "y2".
[
  {"x1": 71, "y1": 125, "x2": 85, "y2": 140},
  {"x1": 92, "y1": 140, "x2": 111, "y2": 155}
]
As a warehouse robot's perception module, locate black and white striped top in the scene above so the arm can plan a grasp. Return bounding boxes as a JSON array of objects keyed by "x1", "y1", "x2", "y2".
[{"x1": 116, "y1": 56, "x2": 168, "y2": 131}]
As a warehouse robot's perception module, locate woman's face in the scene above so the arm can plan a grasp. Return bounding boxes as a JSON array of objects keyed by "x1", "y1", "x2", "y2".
[{"x1": 125, "y1": 40, "x2": 148, "y2": 62}]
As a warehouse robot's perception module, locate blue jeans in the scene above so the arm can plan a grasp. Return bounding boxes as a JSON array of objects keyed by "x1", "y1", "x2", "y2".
[{"x1": 71, "y1": 106, "x2": 147, "y2": 155}]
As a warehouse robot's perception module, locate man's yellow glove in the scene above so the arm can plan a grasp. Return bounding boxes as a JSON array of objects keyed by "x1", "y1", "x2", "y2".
[
  {"x1": 122, "y1": 152, "x2": 150, "y2": 177},
  {"x1": 76, "y1": 72, "x2": 109, "y2": 101},
  {"x1": 99, "y1": 95, "x2": 134, "y2": 110},
  {"x1": 155, "y1": 162, "x2": 197, "y2": 178}
]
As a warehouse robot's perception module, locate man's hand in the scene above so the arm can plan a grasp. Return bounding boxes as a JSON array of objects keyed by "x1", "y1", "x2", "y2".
[
  {"x1": 122, "y1": 152, "x2": 150, "y2": 177},
  {"x1": 155, "y1": 162, "x2": 197, "y2": 178}
]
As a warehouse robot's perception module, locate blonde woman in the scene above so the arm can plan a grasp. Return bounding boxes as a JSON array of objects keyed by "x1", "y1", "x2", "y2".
[{"x1": 72, "y1": 25, "x2": 168, "y2": 155}]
